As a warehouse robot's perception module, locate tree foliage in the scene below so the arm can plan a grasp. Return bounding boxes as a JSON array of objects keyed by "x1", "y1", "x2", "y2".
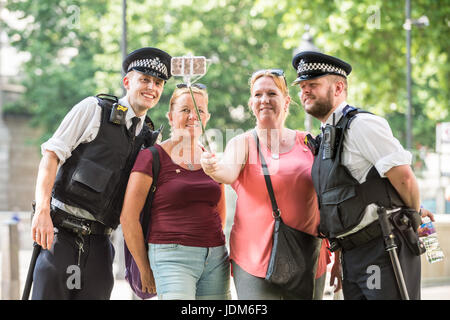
[{"x1": 3, "y1": 0, "x2": 449, "y2": 150}]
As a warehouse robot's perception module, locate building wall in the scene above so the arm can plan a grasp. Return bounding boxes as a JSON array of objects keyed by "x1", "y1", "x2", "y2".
[
  {"x1": 2, "y1": 114, "x2": 41, "y2": 212},
  {"x1": 0, "y1": 117, "x2": 10, "y2": 211}
]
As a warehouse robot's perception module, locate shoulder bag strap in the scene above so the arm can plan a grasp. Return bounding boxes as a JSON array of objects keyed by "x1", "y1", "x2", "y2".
[
  {"x1": 141, "y1": 146, "x2": 160, "y2": 246},
  {"x1": 252, "y1": 130, "x2": 281, "y2": 219}
]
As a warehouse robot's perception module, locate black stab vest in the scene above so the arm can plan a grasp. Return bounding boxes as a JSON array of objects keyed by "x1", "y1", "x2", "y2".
[
  {"x1": 311, "y1": 107, "x2": 405, "y2": 239},
  {"x1": 52, "y1": 96, "x2": 155, "y2": 229}
]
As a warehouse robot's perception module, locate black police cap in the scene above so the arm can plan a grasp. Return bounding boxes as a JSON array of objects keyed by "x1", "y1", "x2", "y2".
[
  {"x1": 122, "y1": 47, "x2": 172, "y2": 81},
  {"x1": 292, "y1": 51, "x2": 352, "y2": 84}
]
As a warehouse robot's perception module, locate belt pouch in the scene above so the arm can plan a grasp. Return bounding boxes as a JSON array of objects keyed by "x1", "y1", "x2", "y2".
[{"x1": 390, "y1": 210, "x2": 426, "y2": 256}]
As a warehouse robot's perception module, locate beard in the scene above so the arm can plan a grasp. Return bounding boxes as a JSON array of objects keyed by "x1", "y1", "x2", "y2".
[{"x1": 303, "y1": 87, "x2": 334, "y2": 119}]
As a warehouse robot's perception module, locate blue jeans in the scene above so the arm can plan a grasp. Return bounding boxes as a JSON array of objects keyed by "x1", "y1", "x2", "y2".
[{"x1": 149, "y1": 244, "x2": 231, "y2": 300}]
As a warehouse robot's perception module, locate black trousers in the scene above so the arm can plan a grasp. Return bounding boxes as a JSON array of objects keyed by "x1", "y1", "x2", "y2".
[
  {"x1": 31, "y1": 227, "x2": 115, "y2": 300},
  {"x1": 341, "y1": 229, "x2": 421, "y2": 300}
]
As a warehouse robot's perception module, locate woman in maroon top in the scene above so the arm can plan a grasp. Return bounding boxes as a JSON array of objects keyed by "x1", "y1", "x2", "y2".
[{"x1": 120, "y1": 84, "x2": 230, "y2": 300}]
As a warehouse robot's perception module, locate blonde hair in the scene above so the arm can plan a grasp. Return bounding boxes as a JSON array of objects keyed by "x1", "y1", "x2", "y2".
[
  {"x1": 249, "y1": 71, "x2": 289, "y2": 97},
  {"x1": 248, "y1": 70, "x2": 291, "y2": 120},
  {"x1": 169, "y1": 86, "x2": 209, "y2": 112}
]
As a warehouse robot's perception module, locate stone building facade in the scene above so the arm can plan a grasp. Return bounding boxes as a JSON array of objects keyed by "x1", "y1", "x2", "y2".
[{"x1": 0, "y1": 85, "x2": 41, "y2": 212}]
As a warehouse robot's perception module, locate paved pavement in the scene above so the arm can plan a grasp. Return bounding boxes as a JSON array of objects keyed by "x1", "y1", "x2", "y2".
[
  {"x1": 2, "y1": 249, "x2": 449, "y2": 300},
  {"x1": 109, "y1": 263, "x2": 450, "y2": 300},
  {"x1": 421, "y1": 284, "x2": 450, "y2": 300},
  {"x1": 110, "y1": 279, "x2": 450, "y2": 300}
]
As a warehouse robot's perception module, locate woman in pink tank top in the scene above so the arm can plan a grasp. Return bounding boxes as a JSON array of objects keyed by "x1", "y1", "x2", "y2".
[{"x1": 201, "y1": 69, "x2": 334, "y2": 300}]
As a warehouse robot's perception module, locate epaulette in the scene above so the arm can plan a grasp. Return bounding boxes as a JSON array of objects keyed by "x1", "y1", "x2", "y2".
[
  {"x1": 95, "y1": 93, "x2": 119, "y2": 108},
  {"x1": 342, "y1": 105, "x2": 359, "y2": 118},
  {"x1": 342, "y1": 105, "x2": 372, "y2": 129}
]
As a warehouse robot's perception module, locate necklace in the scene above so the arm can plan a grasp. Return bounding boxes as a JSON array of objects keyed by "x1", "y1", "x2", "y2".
[
  {"x1": 186, "y1": 163, "x2": 195, "y2": 170},
  {"x1": 263, "y1": 128, "x2": 293, "y2": 160},
  {"x1": 167, "y1": 138, "x2": 200, "y2": 171},
  {"x1": 266, "y1": 138, "x2": 283, "y2": 160}
]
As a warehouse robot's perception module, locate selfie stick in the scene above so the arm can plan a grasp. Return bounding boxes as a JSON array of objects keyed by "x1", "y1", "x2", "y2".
[{"x1": 171, "y1": 55, "x2": 212, "y2": 153}]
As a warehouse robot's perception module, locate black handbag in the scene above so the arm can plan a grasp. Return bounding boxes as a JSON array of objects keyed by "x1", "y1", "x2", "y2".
[{"x1": 253, "y1": 130, "x2": 322, "y2": 299}]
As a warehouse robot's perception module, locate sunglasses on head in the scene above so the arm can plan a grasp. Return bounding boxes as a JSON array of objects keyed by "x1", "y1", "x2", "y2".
[
  {"x1": 252, "y1": 69, "x2": 285, "y2": 77},
  {"x1": 251, "y1": 69, "x2": 287, "y2": 85},
  {"x1": 176, "y1": 83, "x2": 207, "y2": 90}
]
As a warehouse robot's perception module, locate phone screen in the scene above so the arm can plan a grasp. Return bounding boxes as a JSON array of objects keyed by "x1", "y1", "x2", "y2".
[{"x1": 171, "y1": 56, "x2": 206, "y2": 76}]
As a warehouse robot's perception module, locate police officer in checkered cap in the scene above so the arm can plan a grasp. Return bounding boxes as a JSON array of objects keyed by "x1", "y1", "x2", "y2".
[
  {"x1": 30, "y1": 47, "x2": 171, "y2": 300},
  {"x1": 123, "y1": 47, "x2": 172, "y2": 81},
  {"x1": 292, "y1": 51, "x2": 434, "y2": 300}
]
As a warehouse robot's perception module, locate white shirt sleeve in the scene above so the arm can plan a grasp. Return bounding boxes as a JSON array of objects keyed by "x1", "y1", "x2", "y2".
[
  {"x1": 345, "y1": 113, "x2": 412, "y2": 178},
  {"x1": 41, "y1": 96, "x2": 102, "y2": 165}
]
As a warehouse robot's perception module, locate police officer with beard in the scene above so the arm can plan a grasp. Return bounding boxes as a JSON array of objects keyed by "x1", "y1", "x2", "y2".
[
  {"x1": 30, "y1": 47, "x2": 171, "y2": 299},
  {"x1": 291, "y1": 51, "x2": 434, "y2": 300}
]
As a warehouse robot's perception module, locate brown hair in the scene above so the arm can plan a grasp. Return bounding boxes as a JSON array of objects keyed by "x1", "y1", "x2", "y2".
[{"x1": 327, "y1": 75, "x2": 348, "y2": 95}]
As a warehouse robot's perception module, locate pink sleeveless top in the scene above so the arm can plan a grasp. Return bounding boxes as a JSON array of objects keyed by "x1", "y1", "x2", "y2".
[{"x1": 230, "y1": 130, "x2": 322, "y2": 277}]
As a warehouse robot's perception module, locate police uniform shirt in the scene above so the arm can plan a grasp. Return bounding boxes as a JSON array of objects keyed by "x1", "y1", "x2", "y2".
[
  {"x1": 321, "y1": 101, "x2": 412, "y2": 238},
  {"x1": 42, "y1": 96, "x2": 147, "y2": 220}
]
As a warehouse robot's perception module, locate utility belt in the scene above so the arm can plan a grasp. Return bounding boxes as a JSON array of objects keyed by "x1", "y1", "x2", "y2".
[
  {"x1": 329, "y1": 207, "x2": 425, "y2": 256},
  {"x1": 50, "y1": 205, "x2": 113, "y2": 236},
  {"x1": 329, "y1": 220, "x2": 382, "y2": 252}
]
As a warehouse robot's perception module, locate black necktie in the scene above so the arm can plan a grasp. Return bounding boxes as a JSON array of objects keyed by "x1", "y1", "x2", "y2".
[{"x1": 129, "y1": 117, "x2": 141, "y2": 138}]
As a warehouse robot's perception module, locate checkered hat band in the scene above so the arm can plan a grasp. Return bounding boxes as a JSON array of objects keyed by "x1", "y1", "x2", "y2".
[
  {"x1": 128, "y1": 58, "x2": 168, "y2": 78},
  {"x1": 297, "y1": 62, "x2": 347, "y2": 77}
]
